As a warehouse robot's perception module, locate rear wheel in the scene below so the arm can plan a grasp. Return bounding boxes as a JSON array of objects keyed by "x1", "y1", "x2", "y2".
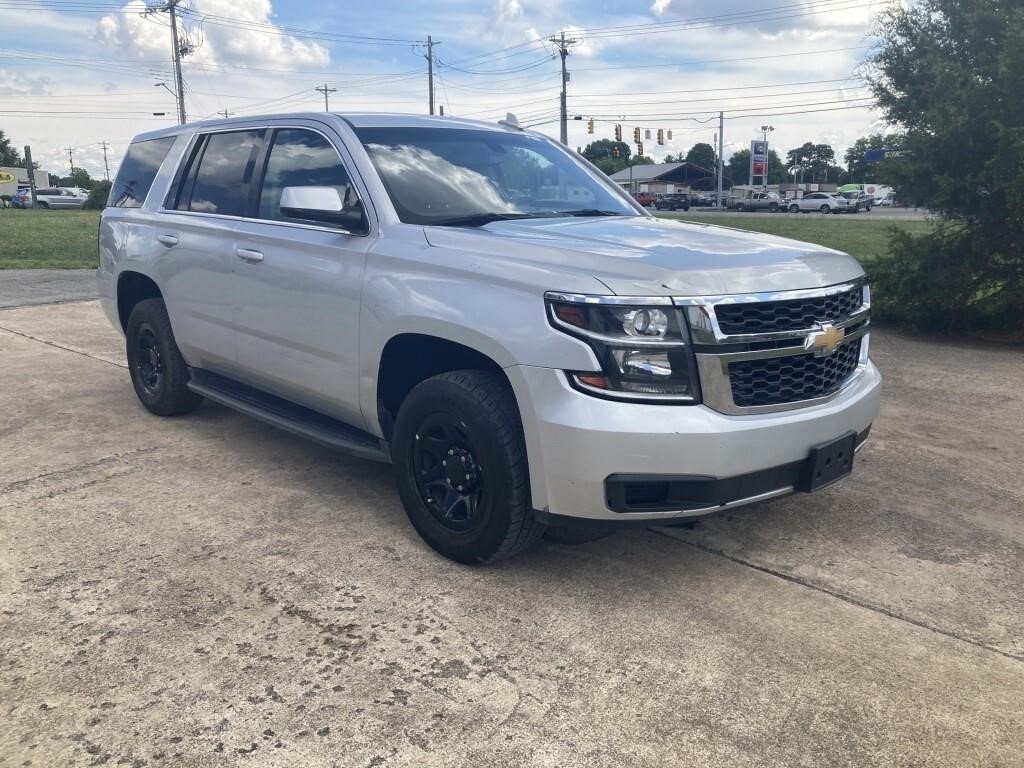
[
  {"x1": 789, "y1": 204, "x2": 800, "y2": 213},
  {"x1": 36, "y1": 201, "x2": 49, "y2": 209},
  {"x1": 126, "y1": 298, "x2": 203, "y2": 417},
  {"x1": 392, "y1": 370, "x2": 545, "y2": 564},
  {"x1": 820, "y1": 204, "x2": 831, "y2": 214},
  {"x1": 768, "y1": 202, "x2": 779, "y2": 212},
  {"x1": 736, "y1": 203, "x2": 746, "y2": 212}
]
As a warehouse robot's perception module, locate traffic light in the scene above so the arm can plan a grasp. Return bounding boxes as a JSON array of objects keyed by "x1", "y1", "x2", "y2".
[
  {"x1": 637, "y1": 142, "x2": 644, "y2": 157},
  {"x1": 587, "y1": 119, "x2": 594, "y2": 134},
  {"x1": 633, "y1": 126, "x2": 641, "y2": 142},
  {"x1": 614, "y1": 124, "x2": 622, "y2": 141},
  {"x1": 657, "y1": 129, "x2": 664, "y2": 145},
  {"x1": 667, "y1": 129, "x2": 673, "y2": 141},
  {"x1": 612, "y1": 146, "x2": 620, "y2": 158}
]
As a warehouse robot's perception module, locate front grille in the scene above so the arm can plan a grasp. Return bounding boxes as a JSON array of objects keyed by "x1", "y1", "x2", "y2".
[
  {"x1": 728, "y1": 339, "x2": 862, "y2": 407},
  {"x1": 715, "y1": 284, "x2": 862, "y2": 335}
]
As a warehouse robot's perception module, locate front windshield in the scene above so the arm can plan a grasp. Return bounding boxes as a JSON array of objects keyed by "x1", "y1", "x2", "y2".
[{"x1": 354, "y1": 126, "x2": 639, "y2": 225}]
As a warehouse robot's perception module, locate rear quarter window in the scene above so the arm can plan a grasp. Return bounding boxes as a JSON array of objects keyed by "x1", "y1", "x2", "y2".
[{"x1": 110, "y1": 136, "x2": 176, "y2": 208}]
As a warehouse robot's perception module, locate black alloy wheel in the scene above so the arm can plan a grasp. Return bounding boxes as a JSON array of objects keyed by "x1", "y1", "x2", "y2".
[
  {"x1": 412, "y1": 414, "x2": 485, "y2": 534},
  {"x1": 133, "y1": 322, "x2": 165, "y2": 396}
]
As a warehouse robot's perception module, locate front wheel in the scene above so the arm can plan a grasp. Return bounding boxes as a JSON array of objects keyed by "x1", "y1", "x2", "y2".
[
  {"x1": 768, "y1": 203, "x2": 779, "y2": 212},
  {"x1": 392, "y1": 370, "x2": 545, "y2": 564},
  {"x1": 789, "y1": 204, "x2": 800, "y2": 213},
  {"x1": 735, "y1": 203, "x2": 745, "y2": 212}
]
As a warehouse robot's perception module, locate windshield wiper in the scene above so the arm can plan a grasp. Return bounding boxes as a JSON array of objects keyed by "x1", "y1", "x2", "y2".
[
  {"x1": 551, "y1": 209, "x2": 626, "y2": 217},
  {"x1": 429, "y1": 212, "x2": 535, "y2": 227}
]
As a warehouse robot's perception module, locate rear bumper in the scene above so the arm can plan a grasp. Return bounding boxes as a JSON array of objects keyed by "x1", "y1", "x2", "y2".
[{"x1": 506, "y1": 360, "x2": 881, "y2": 522}]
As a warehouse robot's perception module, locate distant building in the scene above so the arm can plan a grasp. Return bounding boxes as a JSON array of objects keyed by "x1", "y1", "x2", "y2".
[
  {"x1": 0, "y1": 165, "x2": 57, "y2": 198},
  {"x1": 609, "y1": 162, "x2": 722, "y2": 194}
]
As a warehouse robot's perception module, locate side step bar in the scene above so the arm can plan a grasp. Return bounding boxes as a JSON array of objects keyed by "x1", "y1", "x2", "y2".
[{"x1": 187, "y1": 369, "x2": 391, "y2": 464}]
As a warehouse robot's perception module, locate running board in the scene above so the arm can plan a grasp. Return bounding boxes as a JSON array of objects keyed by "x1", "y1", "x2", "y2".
[{"x1": 187, "y1": 369, "x2": 390, "y2": 463}]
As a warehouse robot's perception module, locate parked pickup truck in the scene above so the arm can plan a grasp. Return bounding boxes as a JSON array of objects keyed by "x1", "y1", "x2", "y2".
[
  {"x1": 731, "y1": 191, "x2": 782, "y2": 212},
  {"x1": 98, "y1": 113, "x2": 880, "y2": 564}
]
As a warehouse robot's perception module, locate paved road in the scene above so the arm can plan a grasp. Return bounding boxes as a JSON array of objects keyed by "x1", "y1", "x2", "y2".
[
  {"x1": 0, "y1": 291, "x2": 1021, "y2": 766},
  {"x1": 0, "y1": 268, "x2": 97, "y2": 309}
]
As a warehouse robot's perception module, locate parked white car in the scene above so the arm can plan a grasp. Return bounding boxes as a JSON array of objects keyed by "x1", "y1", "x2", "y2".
[{"x1": 787, "y1": 192, "x2": 851, "y2": 214}]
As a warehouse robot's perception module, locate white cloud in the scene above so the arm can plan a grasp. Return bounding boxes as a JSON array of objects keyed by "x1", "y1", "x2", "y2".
[
  {"x1": 95, "y1": 0, "x2": 329, "y2": 71},
  {"x1": 496, "y1": 0, "x2": 523, "y2": 22},
  {"x1": 651, "y1": 0, "x2": 672, "y2": 16},
  {"x1": 0, "y1": 69, "x2": 52, "y2": 97}
]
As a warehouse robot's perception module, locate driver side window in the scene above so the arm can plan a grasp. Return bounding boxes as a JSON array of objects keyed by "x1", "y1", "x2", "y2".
[{"x1": 258, "y1": 128, "x2": 358, "y2": 224}]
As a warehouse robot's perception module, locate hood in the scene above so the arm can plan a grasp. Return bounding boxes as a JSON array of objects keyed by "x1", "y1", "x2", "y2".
[{"x1": 423, "y1": 215, "x2": 864, "y2": 297}]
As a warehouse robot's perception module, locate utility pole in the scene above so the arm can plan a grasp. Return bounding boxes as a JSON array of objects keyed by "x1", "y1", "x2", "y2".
[
  {"x1": 100, "y1": 141, "x2": 111, "y2": 181},
  {"x1": 65, "y1": 146, "x2": 75, "y2": 177},
  {"x1": 24, "y1": 145, "x2": 38, "y2": 208},
  {"x1": 425, "y1": 35, "x2": 439, "y2": 115},
  {"x1": 549, "y1": 31, "x2": 579, "y2": 145},
  {"x1": 315, "y1": 83, "x2": 337, "y2": 112},
  {"x1": 218, "y1": 109, "x2": 234, "y2": 119},
  {"x1": 716, "y1": 111, "x2": 724, "y2": 208},
  {"x1": 143, "y1": 1, "x2": 189, "y2": 125}
]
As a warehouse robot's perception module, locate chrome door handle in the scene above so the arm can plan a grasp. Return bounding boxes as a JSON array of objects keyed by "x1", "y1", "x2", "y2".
[
  {"x1": 235, "y1": 248, "x2": 264, "y2": 263},
  {"x1": 157, "y1": 234, "x2": 178, "y2": 247}
]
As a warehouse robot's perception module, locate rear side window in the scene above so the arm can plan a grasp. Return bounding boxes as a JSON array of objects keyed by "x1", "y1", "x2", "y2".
[
  {"x1": 175, "y1": 130, "x2": 263, "y2": 217},
  {"x1": 110, "y1": 136, "x2": 175, "y2": 208}
]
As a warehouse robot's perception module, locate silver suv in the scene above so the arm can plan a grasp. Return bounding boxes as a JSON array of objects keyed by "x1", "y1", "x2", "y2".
[{"x1": 98, "y1": 113, "x2": 880, "y2": 563}]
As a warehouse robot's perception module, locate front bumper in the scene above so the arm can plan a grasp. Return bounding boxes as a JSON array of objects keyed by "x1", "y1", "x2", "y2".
[{"x1": 506, "y1": 360, "x2": 881, "y2": 522}]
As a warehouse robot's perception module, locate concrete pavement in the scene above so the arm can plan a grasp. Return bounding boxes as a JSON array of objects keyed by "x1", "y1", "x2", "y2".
[{"x1": 0, "y1": 296, "x2": 1021, "y2": 767}]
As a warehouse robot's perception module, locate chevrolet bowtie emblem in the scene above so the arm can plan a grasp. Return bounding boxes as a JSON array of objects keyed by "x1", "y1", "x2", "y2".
[{"x1": 805, "y1": 323, "x2": 845, "y2": 357}]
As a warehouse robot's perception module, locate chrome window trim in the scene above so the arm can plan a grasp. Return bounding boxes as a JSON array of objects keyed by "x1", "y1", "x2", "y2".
[
  {"x1": 544, "y1": 291, "x2": 674, "y2": 307},
  {"x1": 157, "y1": 123, "x2": 372, "y2": 237}
]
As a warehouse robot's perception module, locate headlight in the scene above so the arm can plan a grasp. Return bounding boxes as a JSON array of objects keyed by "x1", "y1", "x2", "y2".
[{"x1": 545, "y1": 293, "x2": 700, "y2": 403}]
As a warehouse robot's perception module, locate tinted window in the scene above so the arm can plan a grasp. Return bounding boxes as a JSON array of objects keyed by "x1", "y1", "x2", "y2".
[
  {"x1": 354, "y1": 126, "x2": 635, "y2": 225},
  {"x1": 180, "y1": 130, "x2": 262, "y2": 216},
  {"x1": 258, "y1": 129, "x2": 356, "y2": 222},
  {"x1": 110, "y1": 136, "x2": 175, "y2": 208}
]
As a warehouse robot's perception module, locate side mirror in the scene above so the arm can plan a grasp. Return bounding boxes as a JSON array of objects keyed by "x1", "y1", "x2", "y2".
[{"x1": 280, "y1": 186, "x2": 365, "y2": 231}]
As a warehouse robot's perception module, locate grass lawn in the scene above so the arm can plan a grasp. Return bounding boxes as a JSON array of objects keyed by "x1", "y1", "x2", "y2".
[
  {"x1": 658, "y1": 212, "x2": 933, "y2": 263},
  {"x1": 0, "y1": 208, "x2": 929, "y2": 270},
  {"x1": 0, "y1": 209, "x2": 100, "y2": 269}
]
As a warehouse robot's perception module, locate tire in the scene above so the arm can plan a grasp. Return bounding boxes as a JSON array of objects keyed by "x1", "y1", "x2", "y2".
[
  {"x1": 820, "y1": 204, "x2": 830, "y2": 214},
  {"x1": 125, "y1": 298, "x2": 203, "y2": 417},
  {"x1": 769, "y1": 203, "x2": 779, "y2": 212},
  {"x1": 788, "y1": 204, "x2": 800, "y2": 213},
  {"x1": 735, "y1": 203, "x2": 745, "y2": 212},
  {"x1": 392, "y1": 370, "x2": 545, "y2": 564},
  {"x1": 36, "y1": 201, "x2": 49, "y2": 209}
]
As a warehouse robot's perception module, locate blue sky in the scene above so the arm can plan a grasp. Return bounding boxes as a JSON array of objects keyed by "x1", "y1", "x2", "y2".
[{"x1": 0, "y1": 0, "x2": 883, "y2": 179}]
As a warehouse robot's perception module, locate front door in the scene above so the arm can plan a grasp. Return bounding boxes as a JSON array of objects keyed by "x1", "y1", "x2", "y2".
[{"x1": 231, "y1": 125, "x2": 372, "y2": 429}]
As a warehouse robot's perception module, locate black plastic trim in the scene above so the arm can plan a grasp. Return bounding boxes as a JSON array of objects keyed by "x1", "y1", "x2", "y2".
[
  {"x1": 605, "y1": 427, "x2": 870, "y2": 513},
  {"x1": 187, "y1": 369, "x2": 390, "y2": 463}
]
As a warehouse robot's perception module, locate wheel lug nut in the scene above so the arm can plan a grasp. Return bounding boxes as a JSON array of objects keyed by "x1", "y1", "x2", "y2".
[{"x1": 442, "y1": 460, "x2": 447, "y2": 467}]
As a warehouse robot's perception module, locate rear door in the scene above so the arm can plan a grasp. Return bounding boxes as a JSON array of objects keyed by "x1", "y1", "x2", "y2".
[
  {"x1": 154, "y1": 128, "x2": 265, "y2": 375},
  {"x1": 229, "y1": 123, "x2": 373, "y2": 427}
]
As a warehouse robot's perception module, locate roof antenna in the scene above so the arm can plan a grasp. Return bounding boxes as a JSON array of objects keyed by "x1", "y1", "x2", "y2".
[{"x1": 498, "y1": 112, "x2": 523, "y2": 130}]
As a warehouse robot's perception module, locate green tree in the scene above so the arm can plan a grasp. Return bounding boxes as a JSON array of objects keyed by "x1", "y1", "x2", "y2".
[
  {"x1": 83, "y1": 180, "x2": 111, "y2": 209},
  {"x1": 0, "y1": 129, "x2": 24, "y2": 167},
  {"x1": 867, "y1": 0, "x2": 1024, "y2": 334},
  {"x1": 726, "y1": 148, "x2": 786, "y2": 185},
  {"x1": 58, "y1": 168, "x2": 95, "y2": 190},
  {"x1": 842, "y1": 134, "x2": 906, "y2": 184},
  {"x1": 684, "y1": 142, "x2": 716, "y2": 171},
  {"x1": 786, "y1": 142, "x2": 841, "y2": 183},
  {"x1": 582, "y1": 138, "x2": 632, "y2": 175}
]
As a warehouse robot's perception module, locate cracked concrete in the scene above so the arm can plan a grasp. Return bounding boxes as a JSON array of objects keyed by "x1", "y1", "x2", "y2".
[{"x1": 0, "y1": 294, "x2": 1022, "y2": 767}]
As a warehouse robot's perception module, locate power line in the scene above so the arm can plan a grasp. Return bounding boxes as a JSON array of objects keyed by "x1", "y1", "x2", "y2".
[{"x1": 142, "y1": 0, "x2": 190, "y2": 124}]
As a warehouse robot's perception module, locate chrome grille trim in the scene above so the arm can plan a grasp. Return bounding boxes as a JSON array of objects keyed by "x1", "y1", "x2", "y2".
[{"x1": 680, "y1": 281, "x2": 871, "y2": 415}]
